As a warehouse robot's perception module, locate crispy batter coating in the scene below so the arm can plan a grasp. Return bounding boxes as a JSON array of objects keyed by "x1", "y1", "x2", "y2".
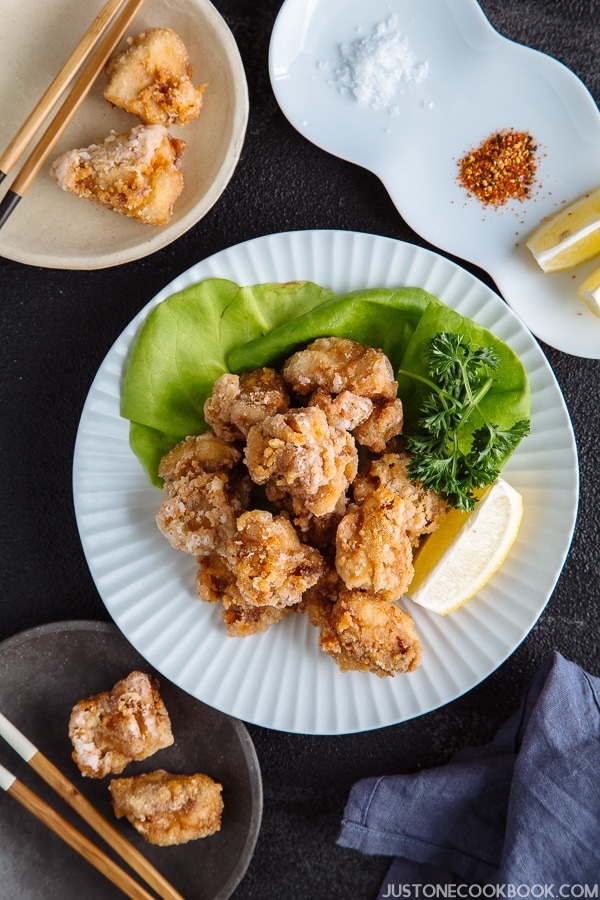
[
  {"x1": 159, "y1": 432, "x2": 242, "y2": 483},
  {"x1": 221, "y1": 596, "x2": 292, "y2": 637},
  {"x1": 336, "y1": 487, "x2": 414, "y2": 601},
  {"x1": 223, "y1": 509, "x2": 326, "y2": 608},
  {"x1": 204, "y1": 368, "x2": 290, "y2": 442},
  {"x1": 282, "y1": 337, "x2": 398, "y2": 400},
  {"x1": 351, "y1": 398, "x2": 404, "y2": 452},
  {"x1": 308, "y1": 389, "x2": 372, "y2": 432},
  {"x1": 245, "y1": 407, "x2": 358, "y2": 518},
  {"x1": 317, "y1": 590, "x2": 422, "y2": 677},
  {"x1": 51, "y1": 124, "x2": 185, "y2": 226},
  {"x1": 104, "y1": 28, "x2": 205, "y2": 126},
  {"x1": 109, "y1": 769, "x2": 223, "y2": 846},
  {"x1": 353, "y1": 451, "x2": 447, "y2": 545},
  {"x1": 68, "y1": 672, "x2": 174, "y2": 778},
  {"x1": 157, "y1": 433, "x2": 252, "y2": 556}
]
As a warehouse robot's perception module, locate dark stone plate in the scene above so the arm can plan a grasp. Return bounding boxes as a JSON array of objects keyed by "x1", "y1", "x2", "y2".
[{"x1": 0, "y1": 621, "x2": 262, "y2": 899}]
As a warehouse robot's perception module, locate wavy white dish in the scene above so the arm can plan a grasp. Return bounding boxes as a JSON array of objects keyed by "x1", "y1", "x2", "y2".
[
  {"x1": 269, "y1": 0, "x2": 600, "y2": 357},
  {"x1": 73, "y1": 230, "x2": 579, "y2": 734},
  {"x1": 0, "y1": 0, "x2": 248, "y2": 269}
]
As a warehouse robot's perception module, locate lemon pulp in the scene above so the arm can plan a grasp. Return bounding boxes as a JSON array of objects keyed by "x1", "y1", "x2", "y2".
[{"x1": 526, "y1": 186, "x2": 600, "y2": 272}]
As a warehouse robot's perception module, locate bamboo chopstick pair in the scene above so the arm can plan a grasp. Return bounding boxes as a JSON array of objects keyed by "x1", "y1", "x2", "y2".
[
  {"x1": 0, "y1": 0, "x2": 148, "y2": 229},
  {"x1": 0, "y1": 711, "x2": 184, "y2": 899}
]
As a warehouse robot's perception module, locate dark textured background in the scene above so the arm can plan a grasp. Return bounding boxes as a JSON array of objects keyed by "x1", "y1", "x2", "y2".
[{"x1": 1, "y1": 0, "x2": 599, "y2": 897}]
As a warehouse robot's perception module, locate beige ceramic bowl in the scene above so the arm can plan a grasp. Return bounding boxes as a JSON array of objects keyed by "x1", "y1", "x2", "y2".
[{"x1": 0, "y1": 0, "x2": 249, "y2": 268}]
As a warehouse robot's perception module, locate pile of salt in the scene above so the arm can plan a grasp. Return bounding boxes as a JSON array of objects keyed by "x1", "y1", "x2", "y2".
[{"x1": 327, "y1": 16, "x2": 429, "y2": 112}]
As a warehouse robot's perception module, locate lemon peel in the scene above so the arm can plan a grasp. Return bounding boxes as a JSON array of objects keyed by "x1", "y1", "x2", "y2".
[
  {"x1": 407, "y1": 477, "x2": 523, "y2": 615},
  {"x1": 578, "y1": 266, "x2": 600, "y2": 318},
  {"x1": 525, "y1": 186, "x2": 600, "y2": 273}
]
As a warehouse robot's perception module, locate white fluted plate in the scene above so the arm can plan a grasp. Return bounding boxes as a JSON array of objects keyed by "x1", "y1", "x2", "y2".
[{"x1": 73, "y1": 230, "x2": 579, "y2": 734}]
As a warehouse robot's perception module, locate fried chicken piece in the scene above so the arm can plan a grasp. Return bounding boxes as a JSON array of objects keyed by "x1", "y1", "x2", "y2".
[
  {"x1": 157, "y1": 468, "x2": 251, "y2": 556},
  {"x1": 69, "y1": 672, "x2": 174, "y2": 778},
  {"x1": 351, "y1": 398, "x2": 404, "y2": 452},
  {"x1": 104, "y1": 28, "x2": 205, "y2": 126},
  {"x1": 204, "y1": 368, "x2": 290, "y2": 442},
  {"x1": 109, "y1": 770, "x2": 223, "y2": 846},
  {"x1": 308, "y1": 389, "x2": 373, "y2": 431},
  {"x1": 336, "y1": 487, "x2": 414, "y2": 601},
  {"x1": 51, "y1": 124, "x2": 185, "y2": 225},
  {"x1": 195, "y1": 549, "x2": 294, "y2": 634},
  {"x1": 303, "y1": 563, "x2": 344, "y2": 628},
  {"x1": 156, "y1": 433, "x2": 252, "y2": 557},
  {"x1": 282, "y1": 337, "x2": 398, "y2": 400},
  {"x1": 158, "y1": 432, "x2": 242, "y2": 484},
  {"x1": 353, "y1": 452, "x2": 447, "y2": 545},
  {"x1": 223, "y1": 509, "x2": 326, "y2": 608},
  {"x1": 245, "y1": 407, "x2": 358, "y2": 518},
  {"x1": 221, "y1": 597, "x2": 292, "y2": 637},
  {"x1": 317, "y1": 590, "x2": 422, "y2": 677}
]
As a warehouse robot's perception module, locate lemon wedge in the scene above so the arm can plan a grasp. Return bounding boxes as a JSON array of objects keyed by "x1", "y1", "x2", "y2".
[
  {"x1": 578, "y1": 266, "x2": 600, "y2": 317},
  {"x1": 407, "y1": 478, "x2": 523, "y2": 615},
  {"x1": 525, "y1": 186, "x2": 600, "y2": 272}
]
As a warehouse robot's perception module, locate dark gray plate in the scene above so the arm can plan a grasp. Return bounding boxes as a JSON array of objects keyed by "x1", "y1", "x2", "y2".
[{"x1": 0, "y1": 621, "x2": 262, "y2": 900}]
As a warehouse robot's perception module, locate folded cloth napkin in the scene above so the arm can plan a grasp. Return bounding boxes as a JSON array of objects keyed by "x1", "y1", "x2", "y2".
[{"x1": 337, "y1": 652, "x2": 600, "y2": 890}]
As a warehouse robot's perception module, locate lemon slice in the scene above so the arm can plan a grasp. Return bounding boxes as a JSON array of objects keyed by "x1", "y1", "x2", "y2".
[
  {"x1": 407, "y1": 478, "x2": 523, "y2": 615},
  {"x1": 578, "y1": 266, "x2": 600, "y2": 317},
  {"x1": 525, "y1": 186, "x2": 600, "y2": 272}
]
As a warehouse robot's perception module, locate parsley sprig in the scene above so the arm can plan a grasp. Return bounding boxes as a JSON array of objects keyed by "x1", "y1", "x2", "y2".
[{"x1": 399, "y1": 332, "x2": 530, "y2": 511}]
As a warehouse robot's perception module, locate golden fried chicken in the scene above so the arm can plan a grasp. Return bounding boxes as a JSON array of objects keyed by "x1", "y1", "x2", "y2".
[
  {"x1": 158, "y1": 432, "x2": 242, "y2": 484},
  {"x1": 104, "y1": 28, "x2": 205, "y2": 126},
  {"x1": 308, "y1": 389, "x2": 373, "y2": 432},
  {"x1": 223, "y1": 509, "x2": 325, "y2": 608},
  {"x1": 109, "y1": 770, "x2": 223, "y2": 846},
  {"x1": 245, "y1": 407, "x2": 358, "y2": 518},
  {"x1": 204, "y1": 368, "x2": 290, "y2": 442},
  {"x1": 282, "y1": 337, "x2": 398, "y2": 400},
  {"x1": 51, "y1": 124, "x2": 185, "y2": 226},
  {"x1": 221, "y1": 596, "x2": 292, "y2": 637},
  {"x1": 68, "y1": 672, "x2": 174, "y2": 778},
  {"x1": 335, "y1": 487, "x2": 414, "y2": 601},
  {"x1": 353, "y1": 451, "x2": 447, "y2": 545},
  {"x1": 156, "y1": 433, "x2": 252, "y2": 557},
  {"x1": 316, "y1": 590, "x2": 422, "y2": 677},
  {"x1": 351, "y1": 398, "x2": 404, "y2": 452}
]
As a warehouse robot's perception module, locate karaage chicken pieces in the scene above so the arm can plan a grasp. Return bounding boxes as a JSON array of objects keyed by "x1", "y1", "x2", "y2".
[
  {"x1": 317, "y1": 589, "x2": 422, "y2": 677},
  {"x1": 353, "y1": 451, "x2": 447, "y2": 545},
  {"x1": 104, "y1": 28, "x2": 205, "y2": 127},
  {"x1": 204, "y1": 368, "x2": 290, "y2": 441},
  {"x1": 156, "y1": 433, "x2": 252, "y2": 556},
  {"x1": 68, "y1": 671, "x2": 174, "y2": 778},
  {"x1": 282, "y1": 336, "x2": 398, "y2": 399},
  {"x1": 51, "y1": 124, "x2": 185, "y2": 226},
  {"x1": 109, "y1": 769, "x2": 223, "y2": 845},
  {"x1": 220, "y1": 509, "x2": 326, "y2": 609},
  {"x1": 336, "y1": 486, "x2": 415, "y2": 601},
  {"x1": 153, "y1": 339, "x2": 451, "y2": 676},
  {"x1": 245, "y1": 407, "x2": 358, "y2": 518}
]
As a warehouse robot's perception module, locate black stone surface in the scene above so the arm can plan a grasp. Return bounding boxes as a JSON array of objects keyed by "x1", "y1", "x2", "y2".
[{"x1": 1, "y1": 1, "x2": 599, "y2": 898}]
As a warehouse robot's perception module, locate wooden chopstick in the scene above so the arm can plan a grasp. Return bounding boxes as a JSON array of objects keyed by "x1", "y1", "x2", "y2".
[
  {"x1": 0, "y1": 0, "x2": 148, "y2": 230},
  {"x1": 0, "y1": 711, "x2": 184, "y2": 900},
  {"x1": 0, "y1": 0, "x2": 129, "y2": 184},
  {"x1": 0, "y1": 763, "x2": 156, "y2": 900}
]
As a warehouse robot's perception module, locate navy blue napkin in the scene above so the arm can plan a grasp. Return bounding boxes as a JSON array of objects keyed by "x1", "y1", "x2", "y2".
[{"x1": 337, "y1": 652, "x2": 600, "y2": 890}]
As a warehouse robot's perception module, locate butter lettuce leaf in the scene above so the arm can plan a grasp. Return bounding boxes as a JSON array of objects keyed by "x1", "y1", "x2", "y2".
[{"x1": 121, "y1": 277, "x2": 529, "y2": 488}]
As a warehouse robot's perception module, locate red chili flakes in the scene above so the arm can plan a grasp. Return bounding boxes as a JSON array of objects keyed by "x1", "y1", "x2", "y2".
[{"x1": 457, "y1": 129, "x2": 538, "y2": 207}]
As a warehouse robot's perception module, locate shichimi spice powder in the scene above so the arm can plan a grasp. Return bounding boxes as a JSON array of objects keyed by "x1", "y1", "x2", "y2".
[{"x1": 457, "y1": 129, "x2": 538, "y2": 207}]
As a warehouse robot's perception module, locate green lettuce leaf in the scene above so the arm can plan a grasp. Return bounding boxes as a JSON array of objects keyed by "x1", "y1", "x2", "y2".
[{"x1": 120, "y1": 277, "x2": 530, "y2": 487}]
